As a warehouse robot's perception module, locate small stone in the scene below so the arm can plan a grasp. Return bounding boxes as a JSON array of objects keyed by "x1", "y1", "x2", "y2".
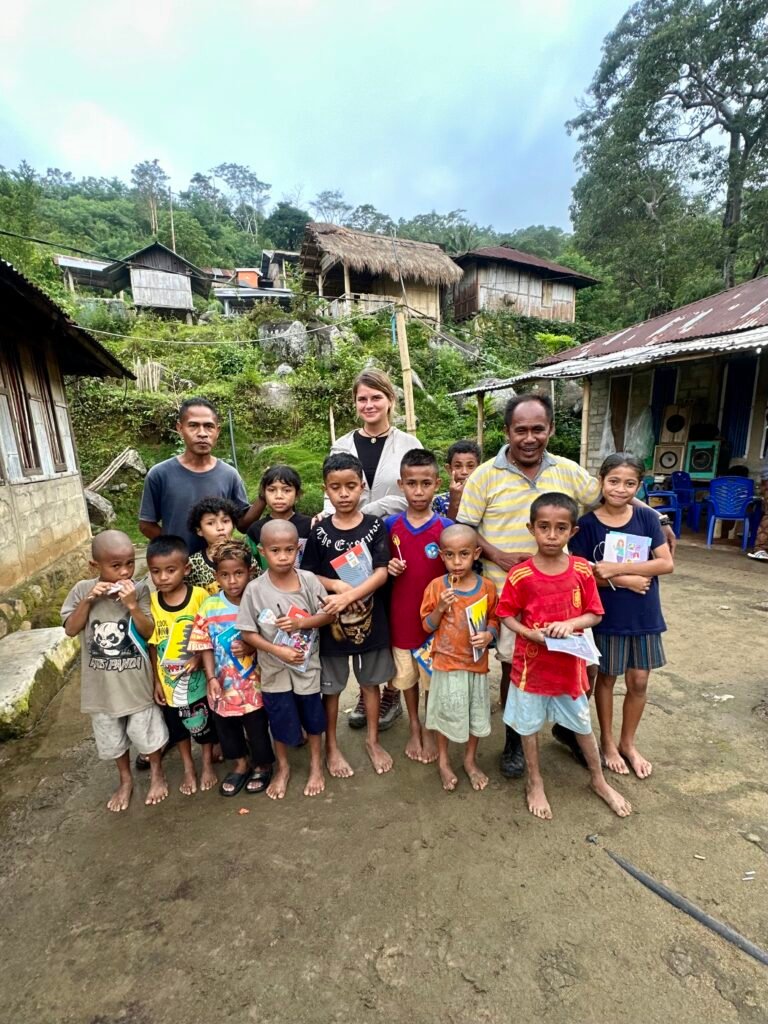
[{"x1": 745, "y1": 833, "x2": 761, "y2": 844}]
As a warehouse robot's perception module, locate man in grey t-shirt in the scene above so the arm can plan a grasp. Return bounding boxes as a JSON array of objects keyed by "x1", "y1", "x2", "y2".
[{"x1": 139, "y1": 397, "x2": 263, "y2": 553}]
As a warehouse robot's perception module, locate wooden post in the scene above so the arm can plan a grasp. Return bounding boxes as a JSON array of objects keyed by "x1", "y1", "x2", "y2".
[
  {"x1": 329, "y1": 404, "x2": 336, "y2": 444},
  {"x1": 476, "y1": 391, "x2": 485, "y2": 456},
  {"x1": 343, "y1": 262, "x2": 351, "y2": 303},
  {"x1": 317, "y1": 271, "x2": 324, "y2": 297},
  {"x1": 580, "y1": 379, "x2": 591, "y2": 467},
  {"x1": 394, "y1": 304, "x2": 417, "y2": 433}
]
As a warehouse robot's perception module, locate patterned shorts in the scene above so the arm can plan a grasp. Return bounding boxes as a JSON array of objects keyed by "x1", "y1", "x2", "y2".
[{"x1": 595, "y1": 633, "x2": 666, "y2": 677}]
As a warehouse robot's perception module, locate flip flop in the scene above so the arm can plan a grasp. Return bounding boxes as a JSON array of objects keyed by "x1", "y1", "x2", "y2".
[
  {"x1": 219, "y1": 771, "x2": 249, "y2": 797},
  {"x1": 245, "y1": 767, "x2": 273, "y2": 794},
  {"x1": 747, "y1": 550, "x2": 768, "y2": 561}
]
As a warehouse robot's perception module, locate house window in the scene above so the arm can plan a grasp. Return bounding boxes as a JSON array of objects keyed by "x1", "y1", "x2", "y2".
[
  {"x1": 29, "y1": 354, "x2": 67, "y2": 471},
  {"x1": 0, "y1": 351, "x2": 41, "y2": 475}
]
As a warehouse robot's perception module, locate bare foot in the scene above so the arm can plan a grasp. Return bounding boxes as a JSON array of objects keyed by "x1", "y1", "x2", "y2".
[
  {"x1": 145, "y1": 773, "x2": 168, "y2": 806},
  {"x1": 179, "y1": 769, "x2": 198, "y2": 796},
  {"x1": 303, "y1": 765, "x2": 325, "y2": 797},
  {"x1": 591, "y1": 777, "x2": 632, "y2": 817},
  {"x1": 601, "y1": 741, "x2": 629, "y2": 775},
  {"x1": 200, "y1": 766, "x2": 218, "y2": 792},
  {"x1": 366, "y1": 739, "x2": 393, "y2": 775},
  {"x1": 420, "y1": 730, "x2": 438, "y2": 764},
  {"x1": 525, "y1": 777, "x2": 552, "y2": 819},
  {"x1": 267, "y1": 764, "x2": 290, "y2": 800},
  {"x1": 464, "y1": 761, "x2": 489, "y2": 791},
  {"x1": 438, "y1": 761, "x2": 458, "y2": 792},
  {"x1": 619, "y1": 745, "x2": 653, "y2": 779},
  {"x1": 326, "y1": 748, "x2": 354, "y2": 779},
  {"x1": 107, "y1": 780, "x2": 133, "y2": 813},
  {"x1": 404, "y1": 728, "x2": 423, "y2": 762}
]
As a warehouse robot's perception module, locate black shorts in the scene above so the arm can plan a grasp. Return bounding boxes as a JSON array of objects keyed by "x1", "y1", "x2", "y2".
[
  {"x1": 162, "y1": 699, "x2": 216, "y2": 746},
  {"x1": 262, "y1": 691, "x2": 326, "y2": 746}
]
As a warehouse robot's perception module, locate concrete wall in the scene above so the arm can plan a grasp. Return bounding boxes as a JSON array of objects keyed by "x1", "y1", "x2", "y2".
[{"x1": 0, "y1": 473, "x2": 90, "y2": 592}]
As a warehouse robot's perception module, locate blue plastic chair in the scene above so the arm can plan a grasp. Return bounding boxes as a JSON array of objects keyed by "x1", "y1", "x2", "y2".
[
  {"x1": 644, "y1": 480, "x2": 683, "y2": 538},
  {"x1": 704, "y1": 477, "x2": 758, "y2": 550},
  {"x1": 671, "y1": 471, "x2": 709, "y2": 531}
]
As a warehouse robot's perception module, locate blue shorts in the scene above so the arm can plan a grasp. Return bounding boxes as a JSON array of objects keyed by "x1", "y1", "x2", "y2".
[
  {"x1": 503, "y1": 687, "x2": 593, "y2": 736},
  {"x1": 262, "y1": 691, "x2": 326, "y2": 746}
]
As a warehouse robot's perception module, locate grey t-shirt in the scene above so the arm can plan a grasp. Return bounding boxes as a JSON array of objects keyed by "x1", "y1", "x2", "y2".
[
  {"x1": 236, "y1": 570, "x2": 328, "y2": 695},
  {"x1": 61, "y1": 579, "x2": 154, "y2": 716},
  {"x1": 139, "y1": 456, "x2": 249, "y2": 552}
]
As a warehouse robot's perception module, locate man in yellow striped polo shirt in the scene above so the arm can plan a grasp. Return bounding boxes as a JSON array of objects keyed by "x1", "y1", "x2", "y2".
[{"x1": 457, "y1": 392, "x2": 673, "y2": 778}]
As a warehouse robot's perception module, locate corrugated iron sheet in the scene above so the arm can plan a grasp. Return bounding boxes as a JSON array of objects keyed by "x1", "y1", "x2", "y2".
[{"x1": 545, "y1": 275, "x2": 768, "y2": 363}]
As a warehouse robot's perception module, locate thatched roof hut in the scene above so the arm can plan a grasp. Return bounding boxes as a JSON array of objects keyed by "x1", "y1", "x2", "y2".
[{"x1": 300, "y1": 223, "x2": 462, "y2": 322}]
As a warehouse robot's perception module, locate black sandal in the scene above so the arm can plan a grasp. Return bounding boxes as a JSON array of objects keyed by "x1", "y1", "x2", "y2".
[
  {"x1": 246, "y1": 767, "x2": 273, "y2": 794},
  {"x1": 219, "y1": 771, "x2": 249, "y2": 797}
]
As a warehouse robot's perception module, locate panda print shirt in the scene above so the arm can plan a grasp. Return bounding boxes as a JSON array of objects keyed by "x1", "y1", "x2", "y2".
[{"x1": 61, "y1": 578, "x2": 155, "y2": 715}]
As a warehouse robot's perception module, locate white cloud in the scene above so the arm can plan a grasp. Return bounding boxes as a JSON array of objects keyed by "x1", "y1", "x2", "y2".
[{"x1": 49, "y1": 102, "x2": 161, "y2": 178}]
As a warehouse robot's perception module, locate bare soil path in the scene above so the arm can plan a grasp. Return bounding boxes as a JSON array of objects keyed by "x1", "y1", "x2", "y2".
[{"x1": 1, "y1": 543, "x2": 767, "y2": 1024}]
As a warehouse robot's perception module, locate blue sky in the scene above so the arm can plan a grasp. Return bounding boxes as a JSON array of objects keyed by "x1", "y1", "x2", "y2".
[{"x1": 0, "y1": 0, "x2": 628, "y2": 231}]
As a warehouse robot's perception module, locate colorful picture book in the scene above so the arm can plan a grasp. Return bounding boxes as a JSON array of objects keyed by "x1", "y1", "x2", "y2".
[
  {"x1": 464, "y1": 594, "x2": 488, "y2": 663},
  {"x1": 412, "y1": 637, "x2": 434, "y2": 677},
  {"x1": 330, "y1": 541, "x2": 373, "y2": 587},
  {"x1": 273, "y1": 604, "x2": 316, "y2": 674},
  {"x1": 544, "y1": 631, "x2": 601, "y2": 666},
  {"x1": 603, "y1": 531, "x2": 651, "y2": 564},
  {"x1": 216, "y1": 624, "x2": 254, "y2": 677}
]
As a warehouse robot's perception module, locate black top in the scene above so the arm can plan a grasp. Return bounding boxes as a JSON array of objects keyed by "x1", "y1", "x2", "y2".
[
  {"x1": 301, "y1": 514, "x2": 391, "y2": 655},
  {"x1": 247, "y1": 512, "x2": 313, "y2": 546},
  {"x1": 353, "y1": 431, "x2": 387, "y2": 489}
]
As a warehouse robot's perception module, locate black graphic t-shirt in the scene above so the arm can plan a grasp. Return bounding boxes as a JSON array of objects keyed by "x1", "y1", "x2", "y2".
[
  {"x1": 61, "y1": 578, "x2": 154, "y2": 715},
  {"x1": 301, "y1": 514, "x2": 391, "y2": 655}
]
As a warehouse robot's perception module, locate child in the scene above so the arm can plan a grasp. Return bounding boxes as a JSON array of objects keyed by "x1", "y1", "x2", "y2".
[
  {"x1": 246, "y1": 465, "x2": 313, "y2": 571},
  {"x1": 189, "y1": 540, "x2": 275, "y2": 797},
  {"x1": 237, "y1": 521, "x2": 334, "y2": 799},
  {"x1": 146, "y1": 535, "x2": 217, "y2": 795},
  {"x1": 421, "y1": 525, "x2": 498, "y2": 792},
  {"x1": 569, "y1": 453, "x2": 673, "y2": 779},
  {"x1": 301, "y1": 453, "x2": 395, "y2": 778},
  {"x1": 497, "y1": 492, "x2": 632, "y2": 820},
  {"x1": 432, "y1": 440, "x2": 481, "y2": 519},
  {"x1": 385, "y1": 449, "x2": 452, "y2": 763},
  {"x1": 187, "y1": 497, "x2": 245, "y2": 594},
  {"x1": 61, "y1": 530, "x2": 168, "y2": 812}
]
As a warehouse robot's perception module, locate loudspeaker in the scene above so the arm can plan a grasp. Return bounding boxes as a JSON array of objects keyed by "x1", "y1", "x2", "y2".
[
  {"x1": 684, "y1": 440, "x2": 720, "y2": 480},
  {"x1": 653, "y1": 444, "x2": 685, "y2": 474},
  {"x1": 660, "y1": 404, "x2": 692, "y2": 444}
]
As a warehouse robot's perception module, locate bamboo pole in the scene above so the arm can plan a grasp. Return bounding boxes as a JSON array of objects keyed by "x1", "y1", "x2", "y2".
[
  {"x1": 329, "y1": 404, "x2": 336, "y2": 444},
  {"x1": 476, "y1": 391, "x2": 485, "y2": 456},
  {"x1": 394, "y1": 305, "x2": 417, "y2": 433},
  {"x1": 580, "y1": 379, "x2": 591, "y2": 466}
]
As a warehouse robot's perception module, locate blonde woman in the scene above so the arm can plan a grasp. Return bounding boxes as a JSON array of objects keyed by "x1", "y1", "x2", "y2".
[{"x1": 323, "y1": 369, "x2": 422, "y2": 729}]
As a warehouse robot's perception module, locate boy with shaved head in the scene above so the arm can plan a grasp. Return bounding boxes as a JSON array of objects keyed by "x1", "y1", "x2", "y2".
[
  {"x1": 61, "y1": 530, "x2": 168, "y2": 812},
  {"x1": 237, "y1": 520, "x2": 334, "y2": 799}
]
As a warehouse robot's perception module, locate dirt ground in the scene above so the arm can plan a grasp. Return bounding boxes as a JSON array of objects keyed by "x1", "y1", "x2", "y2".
[{"x1": 1, "y1": 539, "x2": 767, "y2": 1024}]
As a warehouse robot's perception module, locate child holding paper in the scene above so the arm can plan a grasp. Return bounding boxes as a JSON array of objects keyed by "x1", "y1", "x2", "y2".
[
  {"x1": 421, "y1": 524, "x2": 498, "y2": 793},
  {"x1": 569, "y1": 453, "x2": 673, "y2": 779},
  {"x1": 497, "y1": 493, "x2": 631, "y2": 821}
]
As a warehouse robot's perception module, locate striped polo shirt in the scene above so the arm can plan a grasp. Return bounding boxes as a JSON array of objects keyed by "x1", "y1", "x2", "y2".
[{"x1": 457, "y1": 447, "x2": 601, "y2": 592}]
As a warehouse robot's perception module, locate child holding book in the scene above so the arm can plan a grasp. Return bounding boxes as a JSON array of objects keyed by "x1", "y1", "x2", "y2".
[
  {"x1": 246, "y1": 465, "x2": 313, "y2": 571},
  {"x1": 421, "y1": 524, "x2": 498, "y2": 792},
  {"x1": 237, "y1": 521, "x2": 334, "y2": 798},
  {"x1": 386, "y1": 449, "x2": 452, "y2": 763},
  {"x1": 301, "y1": 453, "x2": 395, "y2": 778},
  {"x1": 189, "y1": 540, "x2": 275, "y2": 797},
  {"x1": 569, "y1": 453, "x2": 673, "y2": 779},
  {"x1": 497, "y1": 493, "x2": 631, "y2": 820},
  {"x1": 187, "y1": 496, "x2": 245, "y2": 594}
]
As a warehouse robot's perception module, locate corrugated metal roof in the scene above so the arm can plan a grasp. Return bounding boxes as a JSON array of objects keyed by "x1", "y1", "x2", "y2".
[
  {"x1": 54, "y1": 254, "x2": 110, "y2": 272},
  {"x1": 1, "y1": 260, "x2": 132, "y2": 379},
  {"x1": 452, "y1": 246, "x2": 598, "y2": 287},
  {"x1": 544, "y1": 275, "x2": 768, "y2": 364},
  {"x1": 448, "y1": 323, "x2": 768, "y2": 397}
]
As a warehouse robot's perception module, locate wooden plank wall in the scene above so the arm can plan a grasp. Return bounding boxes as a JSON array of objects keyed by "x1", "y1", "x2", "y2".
[{"x1": 453, "y1": 259, "x2": 577, "y2": 321}]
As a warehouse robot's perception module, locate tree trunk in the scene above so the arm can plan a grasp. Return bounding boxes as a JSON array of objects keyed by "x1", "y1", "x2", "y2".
[{"x1": 722, "y1": 132, "x2": 749, "y2": 288}]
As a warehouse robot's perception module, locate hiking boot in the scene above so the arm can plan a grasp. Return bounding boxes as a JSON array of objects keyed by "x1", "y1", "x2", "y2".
[
  {"x1": 378, "y1": 688, "x2": 403, "y2": 731},
  {"x1": 348, "y1": 689, "x2": 367, "y2": 729},
  {"x1": 499, "y1": 725, "x2": 525, "y2": 778}
]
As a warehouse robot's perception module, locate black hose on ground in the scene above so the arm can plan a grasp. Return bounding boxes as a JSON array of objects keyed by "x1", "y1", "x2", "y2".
[{"x1": 605, "y1": 848, "x2": 768, "y2": 968}]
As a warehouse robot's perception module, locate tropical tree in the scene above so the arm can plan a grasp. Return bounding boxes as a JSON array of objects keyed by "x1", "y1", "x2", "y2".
[{"x1": 130, "y1": 159, "x2": 169, "y2": 236}]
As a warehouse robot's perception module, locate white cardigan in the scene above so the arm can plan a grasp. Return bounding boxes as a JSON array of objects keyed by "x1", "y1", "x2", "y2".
[{"x1": 322, "y1": 426, "x2": 423, "y2": 518}]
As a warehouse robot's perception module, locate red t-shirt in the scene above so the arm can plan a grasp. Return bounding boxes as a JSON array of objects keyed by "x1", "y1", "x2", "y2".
[
  {"x1": 385, "y1": 512, "x2": 453, "y2": 649},
  {"x1": 496, "y1": 556, "x2": 603, "y2": 698}
]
